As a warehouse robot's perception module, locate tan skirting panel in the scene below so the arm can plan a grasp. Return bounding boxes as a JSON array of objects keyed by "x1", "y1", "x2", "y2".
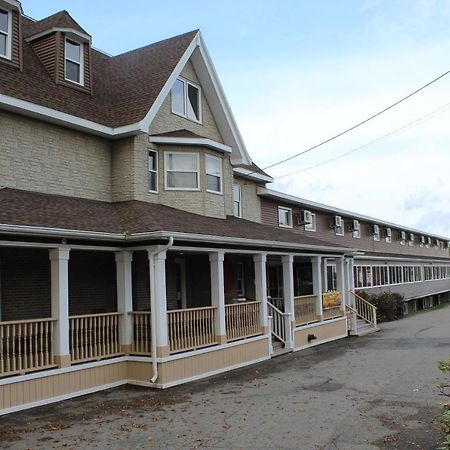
[
  {"x1": 127, "y1": 360, "x2": 153, "y2": 383},
  {"x1": 158, "y1": 337, "x2": 270, "y2": 385},
  {"x1": 0, "y1": 360, "x2": 127, "y2": 411},
  {"x1": 294, "y1": 318, "x2": 347, "y2": 349}
]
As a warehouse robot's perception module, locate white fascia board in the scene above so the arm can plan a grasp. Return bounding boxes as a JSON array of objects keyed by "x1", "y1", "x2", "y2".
[
  {"x1": 25, "y1": 28, "x2": 92, "y2": 44},
  {"x1": 258, "y1": 187, "x2": 450, "y2": 241},
  {"x1": 233, "y1": 167, "x2": 273, "y2": 183},
  {"x1": 0, "y1": 0, "x2": 22, "y2": 14},
  {"x1": 354, "y1": 255, "x2": 450, "y2": 263},
  {"x1": 0, "y1": 94, "x2": 143, "y2": 138},
  {"x1": 149, "y1": 136, "x2": 232, "y2": 153}
]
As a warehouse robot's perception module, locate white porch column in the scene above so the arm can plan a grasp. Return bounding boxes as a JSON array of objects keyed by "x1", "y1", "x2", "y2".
[
  {"x1": 115, "y1": 251, "x2": 133, "y2": 354},
  {"x1": 148, "y1": 250, "x2": 170, "y2": 357},
  {"x1": 322, "y1": 258, "x2": 328, "y2": 293},
  {"x1": 336, "y1": 257, "x2": 346, "y2": 312},
  {"x1": 311, "y1": 256, "x2": 323, "y2": 320},
  {"x1": 281, "y1": 255, "x2": 295, "y2": 347},
  {"x1": 49, "y1": 248, "x2": 71, "y2": 368},
  {"x1": 253, "y1": 253, "x2": 268, "y2": 334},
  {"x1": 209, "y1": 251, "x2": 227, "y2": 344}
]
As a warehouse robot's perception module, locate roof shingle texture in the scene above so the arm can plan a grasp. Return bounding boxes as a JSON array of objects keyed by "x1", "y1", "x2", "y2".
[
  {"x1": 1, "y1": 13, "x2": 198, "y2": 128},
  {"x1": 0, "y1": 188, "x2": 350, "y2": 250}
]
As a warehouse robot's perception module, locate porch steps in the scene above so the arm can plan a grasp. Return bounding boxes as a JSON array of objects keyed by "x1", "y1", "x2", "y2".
[
  {"x1": 355, "y1": 318, "x2": 378, "y2": 336},
  {"x1": 271, "y1": 339, "x2": 292, "y2": 357}
]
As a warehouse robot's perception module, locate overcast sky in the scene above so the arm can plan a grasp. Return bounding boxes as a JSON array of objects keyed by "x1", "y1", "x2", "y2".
[{"x1": 25, "y1": 1, "x2": 450, "y2": 237}]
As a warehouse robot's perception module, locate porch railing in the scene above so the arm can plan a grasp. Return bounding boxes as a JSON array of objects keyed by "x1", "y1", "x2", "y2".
[
  {"x1": 294, "y1": 295, "x2": 318, "y2": 326},
  {"x1": 130, "y1": 311, "x2": 151, "y2": 355},
  {"x1": 0, "y1": 318, "x2": 56, "y2": 377},
  {"x1": 69, "y1": 313, "x2": 122, "y2": 363},
  {"x1": 225, "y1": 301, "x2": 261, "y2": 341},
  {"x1": 349, "y1": 291, "x2": 377, "y2": 327},
  {"x1": 267, "y1": 301, "x2": 292, "y2": 347},
  {"x1": 168, "y1": 306, "x2": 217, "y2": 354},
  {"x1": 322, "y1": 292, "x2": 343, "y2": 320},
  {"x1": 268, "y1": 297, "x2": 284, "y2": 312}
]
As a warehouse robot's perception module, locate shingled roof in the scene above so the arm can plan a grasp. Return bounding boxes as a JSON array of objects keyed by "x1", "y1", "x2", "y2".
[
  {"x1": 0, "y1": 14, "x2": 198, "y2": 128},
  {"x1": 0, "y1": 188, "x2": 352, "y2": 251}
]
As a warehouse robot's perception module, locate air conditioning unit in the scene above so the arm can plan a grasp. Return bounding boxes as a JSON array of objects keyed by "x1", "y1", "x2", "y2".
[
  {"x1": 332, "y1": 215, "x2": 342, "y2": 228},
  {"x1": 351, "y1": 220, "x2": 360, "y2": 231},
  {"x1": 420, "y1": 236, "x2": 426, "y2": 244},
  {"x1": 399, "y1": 231, "x2": 406, "y2": 241},
  {"x1": 409, "y1": 233, "x2": 414, "y2": 242},
  {"x1": 299, "y1": 210, "x2": 312, "y2": 224},
  {"x1": 370, "y1": 224, "x2": 379, "y2": 235},
  {"x1": 385, "y1": 227, "x2": 392, "y2": 238}
]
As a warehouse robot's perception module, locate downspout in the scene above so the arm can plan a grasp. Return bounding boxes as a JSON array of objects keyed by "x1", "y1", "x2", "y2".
[{"x1": 149, "y1": 236, "x2": 174, "y2": 384}]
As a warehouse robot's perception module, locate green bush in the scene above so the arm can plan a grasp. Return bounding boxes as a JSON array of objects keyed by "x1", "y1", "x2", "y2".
[
  {"x1": 356, "y1": 290, "x2": 404, "y2": 322},
  {"x1": 437, "y1": 357, "x2": 450, "y2": 450}
]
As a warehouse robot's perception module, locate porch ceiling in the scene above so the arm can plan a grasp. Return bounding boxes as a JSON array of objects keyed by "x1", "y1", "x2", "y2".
[{"x1": 0, "y1": 188, "x2": 354, "y2": 253}]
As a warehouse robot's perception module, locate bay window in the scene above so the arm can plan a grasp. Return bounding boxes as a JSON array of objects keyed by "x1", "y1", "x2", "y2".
[
  {"x1": 205, "y1": 155, "x2": 222, "y2": 194},
  {"x1": 233, "y1": 184, "x2": 242, "y2": 217},
  {"x1": 165, "y1": 152, "x2": 199, "y2": 190},
  {"x1": 148, "y1": 150, "x2": 158, "y2": 193}
]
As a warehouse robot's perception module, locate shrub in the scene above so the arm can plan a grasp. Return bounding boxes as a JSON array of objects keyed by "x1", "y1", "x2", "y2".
[
  {"x1": 356, "y1": 290, "x2": 404, "y2": 322},
  {"x1": 437, "y1": 357, "x2": 450, "y2": 450}
]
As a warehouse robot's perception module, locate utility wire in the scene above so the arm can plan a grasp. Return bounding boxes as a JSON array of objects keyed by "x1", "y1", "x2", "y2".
[
  {"x1": 254, "y1": 68, "x2": 450, "y2": 173},
  {"x1": 274, "y1": 101, "x2": 450, "y2": 179}
]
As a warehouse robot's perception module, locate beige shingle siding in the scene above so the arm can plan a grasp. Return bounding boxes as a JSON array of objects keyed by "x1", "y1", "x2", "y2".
[
  {"x1": 0, "y1": 111, "x2": 112, "y2": 201},
  {"x1": 149, "y1": 60, "x2": 224, "y2": 143},
  {"x1": 233, "y1": 177, "x2": 262, "y2": 223},
  {"x1": 111, "y1": 136, "x2": 138, "y2": 202}
]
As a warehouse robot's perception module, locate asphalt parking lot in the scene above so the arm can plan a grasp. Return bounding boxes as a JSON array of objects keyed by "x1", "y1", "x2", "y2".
[{"x1": 0, "y1": 305, "x2": 449, "y2": 450}]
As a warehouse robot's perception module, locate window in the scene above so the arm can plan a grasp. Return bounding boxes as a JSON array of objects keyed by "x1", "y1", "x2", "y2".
[
  {"x1": 65, "y1": 38, "x2": 84, "y2": 85},
  {"x1": 278, "y1": 206, "x2": 292, "y2": 228},
  {"x1": 233, "y1": 184, "x2": 242, "y2": 218},
  {"x1": 0, "y1": 9, "x2": 11, "y2": 60},
  {"x1": 165, "y1": 152, "x2": 199, "y2": 190},
  {"x1": 236, "y1": 262, "x2": 245, "y2": 297},
  {"x1": 304, "y1": 213, "x2": 316, "y2": 231},
  {"x1": 385, "y1": 228, "x2": 392, "y2": 243},
  {"x1": 148, "y1": 150, "x2": 158, "y2": 193},
  {"x1": 335, "y1": 220, "x2": 345, "y2": 236},
  {"x1": 351, "y1": 220, "x2": 361, "y2": 238},
  {"x1": 205, "y1": 155, "x2": 222, "y2": 194},
  {"x1": 171, "y1": 77, "x2": 202, "y2": 122}
]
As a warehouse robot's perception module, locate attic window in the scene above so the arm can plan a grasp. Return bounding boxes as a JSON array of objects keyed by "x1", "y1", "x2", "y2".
[
  {"x1": 0, "y1": 9, "x2": 11, "y2": 60},
  {"x1": 171, "y1": 77, "x2": 202, "y2": 123},
  {"x1": 65, "y1": 38, "x2": 84, "y2": 85}
]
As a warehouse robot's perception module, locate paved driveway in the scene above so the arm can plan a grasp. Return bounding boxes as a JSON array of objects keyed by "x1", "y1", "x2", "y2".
[{"x1": 1, "y1": 306, "x2": 449, "y2": 449}]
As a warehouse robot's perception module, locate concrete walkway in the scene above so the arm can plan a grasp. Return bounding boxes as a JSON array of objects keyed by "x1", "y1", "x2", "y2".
[{"x1": 1, "y1": 306, "x2": 449, "y2": 449}]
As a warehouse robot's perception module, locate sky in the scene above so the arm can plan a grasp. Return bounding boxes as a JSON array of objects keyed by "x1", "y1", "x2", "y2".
[{"x1": 24, "y1": 1, "x2": 450, "y2": 237}]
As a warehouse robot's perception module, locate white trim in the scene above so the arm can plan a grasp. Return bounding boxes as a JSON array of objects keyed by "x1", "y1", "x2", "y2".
[
  {"x1": 205, "y1": 154, "x2": 223, "y2": 194},
  {"x1": 233, "y1": 167, "x2": 273, "y2": 183},
  {"x1": 294, "y1": 316, "x2": 346, "y2": 331},
  {"x1": 354, "y1": 255, "x2": 449, "y2": 263},
  {"x1": 0, "y1": 94, "x2": 142, "y2": 138},
  {"x1": 0, "y1": 7, "x2": 12, "y2": 60},
  {"x1": 0, "y1": 380, "x2": 127, "y2": 416},
  {"x1": 0, "y1": 0, "x2": 22, "y2": 14},
  {"x1": 149, "y1": 136, "x2": 232, "y2": 153},
  {"x1": 164, "y1": 151, "x2": 200, "y2": 191},
  {"x1": 293, "y1": 333, "x2": 348, "y2": 352},
  {"x1": 25, "y1": 27, "x2": 91, "y2": 44},
  {"x1": 258, "y1": 187, "x2": 450, "y2": 242},
  {"x1": 64, "y1": 37, "x2": 84, "y2": 86}
]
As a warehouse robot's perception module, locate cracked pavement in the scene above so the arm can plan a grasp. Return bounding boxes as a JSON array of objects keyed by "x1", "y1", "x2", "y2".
[{"x1": 0, "y1": 306, "x2": 448, "y2": 449}]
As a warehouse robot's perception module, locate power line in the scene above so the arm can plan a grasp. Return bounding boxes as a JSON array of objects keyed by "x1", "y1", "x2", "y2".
[
  {"x1": 274, "y1": 101, "x2": 450, "y2": 179},
  {"x1": 255, "y1": 68, "x2": 450, "y2": 173}
]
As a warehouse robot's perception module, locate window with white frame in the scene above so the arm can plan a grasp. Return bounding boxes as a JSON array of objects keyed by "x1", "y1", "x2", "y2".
[
  {"x1": 233, "y1": 184, "x2": 242, "y2": 218},
  {"x1": 304, "y1": 212, "x2": 316, "y2": 231},
  {"x1": 0, "y1": 8, "x2": 11, "y2": 60},
  {"x1": 205, "y1": 155, "x2": 222, "y2": 194},
  {"x1": 148, "y1": 150, "x2": 158, "y2": 193},
  {"x1": 351, "y1": 220, "x2": 361, "y2": 238},
  {"x1": 278, "y1": 206, "x2": 292, "y2": 228},
  {"x1": 165, "y1": 152, "x2": 199, "y2": 190},
  {"x1": 65, "y1": 38, "x2": 84, "y2": 85},
  {"x1": 335, "y1": 220, "x2": 345, "y2": 236},
  {"x1": 385, "y1": 228, "x2": 392, "y2": 243},
  {"x1": 171, "y1": 77, "x2": 202, "y2": 122}
]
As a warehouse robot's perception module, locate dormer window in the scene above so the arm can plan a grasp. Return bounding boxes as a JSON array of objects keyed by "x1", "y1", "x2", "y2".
[
  {"x1": 65, "y1": 38, "x2": 84, "y2": 85},
  {"x1": 171, "y1": 77, "x2": 202, "y2": 123},
  {"x1": 0, "y1": 8, "x2": 11, "y2": 60}
]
